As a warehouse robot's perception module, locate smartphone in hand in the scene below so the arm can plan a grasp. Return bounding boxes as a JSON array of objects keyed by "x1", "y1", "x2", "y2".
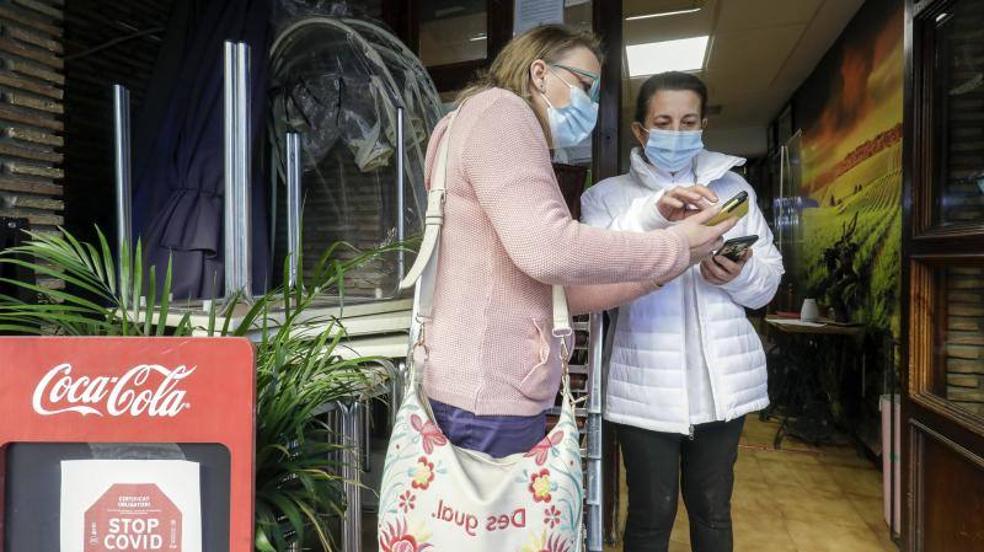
[
  {"x1": 715, "y1": 235, "x2": 758, "y2": 262},
  {"x1": 704, "y1": 191, "x2": 749, "y2": 226}
]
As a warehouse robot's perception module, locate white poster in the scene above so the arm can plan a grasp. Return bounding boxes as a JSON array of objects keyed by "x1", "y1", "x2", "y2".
[
  {"x1": 61, "y1": 460, "x2": 202, "y2": 552},
  {"x1": 514, "y1": 0, "x2": 564, "y2": 35}
]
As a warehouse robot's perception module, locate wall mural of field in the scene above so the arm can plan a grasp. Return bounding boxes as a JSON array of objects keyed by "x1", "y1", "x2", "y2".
[{"x1": 793, "y1": 0, "x2": 904, "y2": 335}]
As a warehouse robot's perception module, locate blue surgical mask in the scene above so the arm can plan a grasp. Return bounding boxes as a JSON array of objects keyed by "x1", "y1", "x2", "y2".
[
  {"x1": 542, "y1": 68, "x2": 598, "y2": 148},
  {"x1": 644, "y1": 128, "x2": 704, "y2": 173}
]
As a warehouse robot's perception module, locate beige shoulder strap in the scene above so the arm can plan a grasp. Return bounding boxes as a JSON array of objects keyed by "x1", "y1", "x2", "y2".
[{"x1": 401, "y1": 108, "x2": 572, "y2": 349}]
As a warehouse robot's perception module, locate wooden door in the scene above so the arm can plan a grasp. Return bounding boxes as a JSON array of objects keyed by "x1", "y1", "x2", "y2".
[{"x1": 902, "y1": 1, "x2": 984, "y2": 550}]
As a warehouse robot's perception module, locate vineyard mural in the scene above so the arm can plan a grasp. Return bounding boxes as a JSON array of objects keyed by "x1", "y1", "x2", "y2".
[{"x1": 792, "y1": 0, "x2": 904, "y2": 334}]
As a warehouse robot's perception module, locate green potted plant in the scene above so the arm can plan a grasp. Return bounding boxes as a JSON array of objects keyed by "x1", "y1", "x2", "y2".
[{"x1": 0, "y1": 227, "x2": 402, "y2": 551}]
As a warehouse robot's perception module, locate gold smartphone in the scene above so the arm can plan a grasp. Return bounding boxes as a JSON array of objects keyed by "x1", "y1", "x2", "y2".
[{"x1": 704, "y1": 191, "x2": 749, "y2": 226}]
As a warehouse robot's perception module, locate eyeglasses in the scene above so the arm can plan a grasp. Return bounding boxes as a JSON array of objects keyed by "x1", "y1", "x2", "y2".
[{"x1": 550, "y1": 63, "x2": 601, "y2": 101}]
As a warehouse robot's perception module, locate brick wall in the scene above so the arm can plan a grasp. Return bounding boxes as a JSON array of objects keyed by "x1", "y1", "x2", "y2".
[
  {"x1": 946, "y1": 267, "x2": 984, "y2": 416},
  {"x1": 0, "y1": 0, "x2": 64, "y2": 291}
]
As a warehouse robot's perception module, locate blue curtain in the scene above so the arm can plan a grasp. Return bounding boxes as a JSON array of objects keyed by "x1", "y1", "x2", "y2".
[{"x1": 132, "y1": 0, "x2": 271, "y2": 299}]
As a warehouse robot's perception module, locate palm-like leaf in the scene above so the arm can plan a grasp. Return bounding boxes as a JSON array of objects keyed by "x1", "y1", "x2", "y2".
[
  {"x1": 0, "y1": 226, "x2": 416, "y2": 551},
  {"x1": 0, "y1": 228, "x2": 190, "y2": 336}
]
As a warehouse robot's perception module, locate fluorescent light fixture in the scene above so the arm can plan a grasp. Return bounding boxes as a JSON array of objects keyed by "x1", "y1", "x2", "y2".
[
  {"x1": 625, "y1": 8, "x2": 701, "y2": 21},
  {"x1": 626, "y1": 36, "x2": 709, "y2": 77}
]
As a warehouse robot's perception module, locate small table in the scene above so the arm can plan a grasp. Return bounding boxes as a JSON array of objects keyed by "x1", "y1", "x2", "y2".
[{"x1": 765, "y1": 317, "x2": 866, "y2": 448}]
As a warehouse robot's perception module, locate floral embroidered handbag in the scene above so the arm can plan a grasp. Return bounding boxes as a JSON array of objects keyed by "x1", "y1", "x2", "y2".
[{"x1": 377, "y1": 109, "x2": 585, "y2": 552}]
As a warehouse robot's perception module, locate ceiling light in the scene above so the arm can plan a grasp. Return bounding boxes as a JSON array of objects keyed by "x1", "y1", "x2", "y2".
[
  {"x1": 626, "y1": 36, "x2": 709, "y2": 77},
  {"x1": 625, "y1": 8, "x2": 701, "y2": 21}
]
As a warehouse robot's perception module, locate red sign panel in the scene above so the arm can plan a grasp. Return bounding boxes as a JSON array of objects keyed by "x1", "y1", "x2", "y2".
[
  {"x1": 0, "y1": 337, "x2": 256, "y2": 551},
  {"x1": 85, "y1": 483, "x2": 181, "y2": 552}
]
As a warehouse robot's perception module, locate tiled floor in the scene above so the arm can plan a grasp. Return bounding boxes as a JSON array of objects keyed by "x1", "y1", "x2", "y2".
[{"x1": 604, "y1": 417, "x2": 899, "y2": 552}]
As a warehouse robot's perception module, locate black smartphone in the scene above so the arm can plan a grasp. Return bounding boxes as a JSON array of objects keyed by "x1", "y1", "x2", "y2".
[
  {"x1": 715, "y1": 235, "x2": 758, "y2": 262},
  {"x1": 704, "y1": 191, "x2": 749, "y2": 226}
]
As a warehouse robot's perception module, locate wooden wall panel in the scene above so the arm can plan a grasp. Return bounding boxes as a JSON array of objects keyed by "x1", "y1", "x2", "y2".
[
  {"x1": 0, "y1": 0, "x2": 63, "y2": 239},
  {"x1": 912, "y1": 423, "x2": 984, "y2": 551}
]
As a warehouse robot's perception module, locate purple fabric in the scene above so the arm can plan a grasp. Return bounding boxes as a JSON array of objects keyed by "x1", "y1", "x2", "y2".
[{"x1": 429, "y1": 399, "x2": 547, "y2": 458}]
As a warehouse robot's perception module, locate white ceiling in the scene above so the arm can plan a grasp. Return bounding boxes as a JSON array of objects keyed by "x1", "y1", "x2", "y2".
[{"x1": 621, "y1": 0, "x2": 866, "y2": 157}]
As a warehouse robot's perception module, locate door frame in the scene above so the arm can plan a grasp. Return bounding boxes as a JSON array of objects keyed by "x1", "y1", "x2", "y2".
[{"x1": 901, "y1": 1, "x2": 984, "y2": 550}]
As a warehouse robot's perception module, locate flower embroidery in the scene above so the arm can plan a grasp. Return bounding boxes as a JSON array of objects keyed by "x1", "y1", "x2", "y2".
[
  {"x1": 379, "y1": 517, "x2": 433, "y2": 552},
  {"x1": 521, "y1": 530, "x2": 572, "y2": 552},
  {"x1": 528, "y1": 468, "x2": 552, "y2": 503},
  {"x1": 398, "y1": 490, "x2": 416, "y2": 513},
  {"x1": 410, "y1": 414, "x2": 448, "y2": 454},
  {"x1": 544, "y1": 505, "x2": 561, "y2": 528},
  {"x1": 525, "y1": 431, "x2": 564, "y2": 466},
  {"x1": 520, "y1": 530, "x2": 547, "y2": 552},
  {"x1": 543, "y1": 533, "x2": 572, "y2": 552},
  {"x1": 411, "y1": 456, "x2": 435, "y2": 490}
]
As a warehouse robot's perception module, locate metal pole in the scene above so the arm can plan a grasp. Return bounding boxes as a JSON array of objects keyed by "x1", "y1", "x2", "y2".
[
  {"x1": 586, "y1": 312, "x2": 604, "y2": 552},
  {"x1": 235, "y1": 42, "x2": 252, "y2": 298},
  {"x1": 341, "y1": 401, "x2": 363, "y2": 552},
  {"x1": 223, "y1": 41, "x2": 253, "y2": 298},
  {"x1": 223, "y1": 41, "x2": 237, "y2": 297},
  {"x1": 396, "y1": 107, "x2": 406, "y2": 280},
  {"x1": 112, "y1": 84, "x2": 132, "y2": 258},
  {"x1": 285, "y1": 132, "x2": 302, "y2": 289}
]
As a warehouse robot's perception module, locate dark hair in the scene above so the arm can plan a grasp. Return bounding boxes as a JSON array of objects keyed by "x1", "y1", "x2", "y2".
[{"x1": 633, "y1": 71, "x2": 708, "y2": 124}]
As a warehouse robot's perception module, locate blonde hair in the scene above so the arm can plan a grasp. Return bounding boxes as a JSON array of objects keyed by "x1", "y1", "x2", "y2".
[{"x1": 457, "y1": 25, "x2": 602, "y2": 119}]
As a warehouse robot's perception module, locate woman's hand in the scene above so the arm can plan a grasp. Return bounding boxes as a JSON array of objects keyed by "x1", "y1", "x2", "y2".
[
  {"x1": 673, "y1": 207, "x2": 738, "y2": 262},
  {"x1": 656, "y1": 185, "x2": 718, "y2": 221},
  {"x1": 700, "y1": 249, "x2": 752, "y2": 285}
]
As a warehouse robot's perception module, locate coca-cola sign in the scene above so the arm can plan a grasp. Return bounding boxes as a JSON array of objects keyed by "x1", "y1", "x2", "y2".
[{"x1": 32, "y1": 363, "x2": 195, "y2": 418}]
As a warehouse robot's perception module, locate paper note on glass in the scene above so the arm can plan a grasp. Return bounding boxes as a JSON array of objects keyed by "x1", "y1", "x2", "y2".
[
  {"x1": 514, "y1": 0, "x2": 564, "y2": 35},
  {"x1": 61, "y1": 459, "x2": 202, "y2": 552}
]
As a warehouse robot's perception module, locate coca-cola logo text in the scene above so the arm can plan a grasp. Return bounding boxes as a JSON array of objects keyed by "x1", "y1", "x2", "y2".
[{"x1": 32, "y1": 363, "x2": 195, "y2": 418}]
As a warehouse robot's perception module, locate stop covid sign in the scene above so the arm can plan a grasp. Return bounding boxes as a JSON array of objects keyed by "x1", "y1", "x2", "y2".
[{"x1": 84, "y1": 483, "x2": 181, "y2": 551}]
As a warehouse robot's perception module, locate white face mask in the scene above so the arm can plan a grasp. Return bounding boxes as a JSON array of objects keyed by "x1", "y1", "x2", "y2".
[
  {"x1": 644, "y1": 128, "x2": 704, "y2": 173},
  {"x1": 539, "y1": 66, "x2": 600, "y2": 148}
]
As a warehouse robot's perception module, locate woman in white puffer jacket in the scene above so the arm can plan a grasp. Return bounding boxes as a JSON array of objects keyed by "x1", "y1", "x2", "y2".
[{"x1": 580, "y1": 72, "x2": 783, "y2": 552}]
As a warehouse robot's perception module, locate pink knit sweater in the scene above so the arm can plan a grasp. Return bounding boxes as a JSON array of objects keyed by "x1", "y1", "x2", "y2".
[{"x1": 420, "y1": 88, "x2": 691, "y2": 416}]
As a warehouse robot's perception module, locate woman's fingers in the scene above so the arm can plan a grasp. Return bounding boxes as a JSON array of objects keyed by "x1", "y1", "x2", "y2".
[
  {"x1": 700, "y1": 260, "x2": 726, "y2": 284},
  {"x1": 662, "y1": 195, "x2": 685, "y2": 209},
  {"x1": 685, "y1": 205, "x2": 723, "y2": 226},
  {"x1": 712, "y1": 254, "x2": 741, "y2": 273},
  {"x1": 691, "y1": 185, "x2": 719, "y2": 204},
  {"x1": 671, "y1": 188, "x2": 714, "y2": 209},
  {"x1": 673, "y1": 189, "x2": 702, "y2": 204},
  {"x1": 692, "y1": 235, "x2": 725, "y2": 260},
  {"x1": 659, "y1": 186, "x2": 720, "y2": 223},
  {"x1": 714, "y1": 216, "x2": 739, "y2": 234}
]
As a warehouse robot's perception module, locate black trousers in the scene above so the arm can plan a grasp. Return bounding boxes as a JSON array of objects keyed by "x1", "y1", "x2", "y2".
[{"x1": 617, "y1": 417, "x2": 746, "y2": 552}]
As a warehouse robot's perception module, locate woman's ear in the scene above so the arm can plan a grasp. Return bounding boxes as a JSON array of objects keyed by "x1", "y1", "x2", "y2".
[
  {"x1": 529, "y1": 59, "x2": 548, "y2": 93},
  {"x1": 631, "y1": 121, "x2": 648, "y2": 148}
]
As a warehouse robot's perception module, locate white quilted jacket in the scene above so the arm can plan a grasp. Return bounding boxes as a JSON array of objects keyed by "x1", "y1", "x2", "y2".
[{"x1": 581, "y1": 148, "x2": 784, "y2": 435}]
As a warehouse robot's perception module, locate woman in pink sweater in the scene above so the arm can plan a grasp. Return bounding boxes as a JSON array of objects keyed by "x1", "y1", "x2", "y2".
[{"x1": 420, "y1": 25, "x2": 734, "y2": 457}]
